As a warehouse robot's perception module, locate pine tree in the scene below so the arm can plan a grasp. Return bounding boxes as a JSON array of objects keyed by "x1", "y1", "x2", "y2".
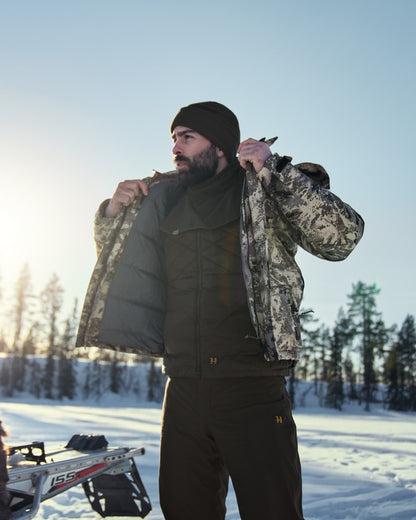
[
  {"x1": 28, "y1": 358, "x2": 42, "y2": 398},
  {"x1": 40, "y1": 274, "x2": 64, "y2": 399},
  {"x1": 385, "y1": 315, "x2": 416, "y2": 411},
  {"x1": 325, "y1": 309, "x2": 351, "y2": 410},
  {"x1": 399, "y1": 315, "x2": 416, "y2": 410},
  {"x1": 109, "y1": 353, "x2": 122, "y2": 394},
  {"x1": 42, "y1": 353, "x2": 55, "y2": 399},
  {"x1": 296, "y1": 310, "x2": 320, "y2": 381},
  {"x1": 313, "y1": 325, "x2": 330, "y2": 402},
  {"x1": 347, "y1": 282, "x2": 391, "y2": 411},
  {"x1": 91, "y1": 359, "x2": 105, "y2": 400},
  {"x1": 83, "y1": 362, "x2": 91, "y2": 399},
  {"x1": 11, "y1": 352, "x2": 26, "y2": 393},
  {"x1": 131, "y1": 368, "x2": 142, "y2": 398},
  {"x1": 288, "y1": 310, "x2": 320, "y2": 408},
  {"x1": 344, "y1": 356, "x2": 358, "y2": 401},
  {"x1": 0, "y1": 333, "x2": 7, "y2": 354},
  {"x1": 14, "y1": 323, "x2": 40, "y2": 393},
  {"x1": 22, "y1": 323, "x2": 39, "y2": 356},
  {"x1": 0, "y1": 357, "x2": 11, "y2": 396},
  {"x1": 40, "y1": 273, "x2": 64, "y2": 357},
  {"x1": 147, "y1": 359, "x2": 164, "y2": 402},
  {"x1": 10, "y1": 263, "x2": 34, "y2": 350},
  {"x1": 57, "y1": 299, "x2": 78, "y2": 400}
]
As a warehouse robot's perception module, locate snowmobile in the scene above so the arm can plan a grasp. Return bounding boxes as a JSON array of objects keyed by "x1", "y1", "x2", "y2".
[{"x1": 5, "y1": 434, "x2": 152, "y2": 519}]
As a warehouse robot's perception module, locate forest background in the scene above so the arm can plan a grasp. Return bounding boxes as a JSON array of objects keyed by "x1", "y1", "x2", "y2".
[{"x1": 0, "y1": 264, "x2": 415, "y2": 414}]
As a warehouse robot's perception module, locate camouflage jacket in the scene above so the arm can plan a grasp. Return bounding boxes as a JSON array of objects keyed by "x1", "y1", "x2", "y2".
[{"x1": 76, "y1": 155, "x2": 364, "y2": 361}]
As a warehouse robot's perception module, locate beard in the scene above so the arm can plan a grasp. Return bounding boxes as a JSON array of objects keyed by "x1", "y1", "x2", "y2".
[{"x1": 175, "y1": 144, "x2": 219, "y2": 187}]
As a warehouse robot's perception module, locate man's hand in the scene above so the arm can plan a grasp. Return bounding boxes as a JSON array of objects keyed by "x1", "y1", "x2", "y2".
[
  {"x1": 237, "y1": 138, "x2": 272, "y2": 173},
  {"x1": 105, "y1": 179, "x2": 149, "y2": 217}
]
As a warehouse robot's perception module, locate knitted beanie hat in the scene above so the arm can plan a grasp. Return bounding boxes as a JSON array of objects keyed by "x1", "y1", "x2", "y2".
[{"x1": 170, "y1": 101, "x2": 240, "y2": 162}]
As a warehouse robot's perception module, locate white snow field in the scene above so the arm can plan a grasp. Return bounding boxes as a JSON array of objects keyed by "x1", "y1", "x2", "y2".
[{"x1": 2, "y1": 394, "x2": 416, "y2": 520}]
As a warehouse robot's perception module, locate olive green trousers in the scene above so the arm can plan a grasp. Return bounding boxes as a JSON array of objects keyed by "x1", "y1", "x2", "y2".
[{"x1": 159, "y1": 376, "x2": 303, "y2": 520}]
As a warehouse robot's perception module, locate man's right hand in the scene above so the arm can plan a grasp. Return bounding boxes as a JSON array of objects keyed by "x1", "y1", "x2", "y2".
[{"x1": 105, "y1": 179, "x2": 149, "y2": 217}]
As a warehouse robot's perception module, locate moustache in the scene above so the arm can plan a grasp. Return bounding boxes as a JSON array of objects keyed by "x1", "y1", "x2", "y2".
[{"x1": 174, "y1": 154, "x2": 190, "y2": 164}]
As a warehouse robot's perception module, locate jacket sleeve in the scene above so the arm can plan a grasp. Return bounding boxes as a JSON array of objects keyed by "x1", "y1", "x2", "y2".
[
  {"x1": 93, "y1": 199, "x2": 125, "y2": 257},
  {"x1": 257, "y1": 154, "x2": 364, "y2": 261}
]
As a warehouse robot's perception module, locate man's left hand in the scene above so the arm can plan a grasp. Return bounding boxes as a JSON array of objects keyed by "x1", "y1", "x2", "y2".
[{"x1": 237, "y1": 138, "x2": 272, "y2": 173}]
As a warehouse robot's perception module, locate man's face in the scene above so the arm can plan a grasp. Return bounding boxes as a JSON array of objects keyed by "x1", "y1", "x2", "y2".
[{"x1": 171, "y1": 126, "x2": 219, "y2": 186}]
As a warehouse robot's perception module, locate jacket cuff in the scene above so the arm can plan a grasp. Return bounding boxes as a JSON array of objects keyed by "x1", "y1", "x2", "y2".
[
  {"x1": 257, "y1": 153, "x2": 293, "y2": 189},
  {"x1": 264, "y1": 153, "x2": 293, "y2": 174}
]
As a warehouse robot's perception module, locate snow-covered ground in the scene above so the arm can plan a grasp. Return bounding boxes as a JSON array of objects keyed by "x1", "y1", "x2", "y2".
[{"x1": 2, "y1": 392, "x2": 416, "y2": 520}]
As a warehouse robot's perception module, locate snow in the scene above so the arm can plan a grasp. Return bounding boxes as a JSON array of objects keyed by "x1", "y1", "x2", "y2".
[{"x1": 2, "y1": 391, "x2": 416, "y2": 520}]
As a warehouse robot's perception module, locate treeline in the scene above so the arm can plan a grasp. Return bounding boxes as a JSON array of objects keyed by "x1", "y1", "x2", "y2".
[
  {"x1": 0, "y1": 264, "x2": 415, "y2": 412},
  {"x1": 0, "y1": 264, "x2": 165, "y2": 402},
  {"x1": 0, "y1": 355, "x2": 166, "y2": 403},
  {"x1": 290, "y1": 282, "x2": 416, "y2": 412}
]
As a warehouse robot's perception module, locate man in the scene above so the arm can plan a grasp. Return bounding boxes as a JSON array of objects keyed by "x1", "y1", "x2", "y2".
[{"x1": 77, "y1": 102, "x2": 364, "y2": 519}]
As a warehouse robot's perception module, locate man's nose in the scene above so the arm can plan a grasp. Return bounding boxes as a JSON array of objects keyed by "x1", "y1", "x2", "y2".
[{"x1": 172, "y1": 141, "x2": 182, "y2": 155}]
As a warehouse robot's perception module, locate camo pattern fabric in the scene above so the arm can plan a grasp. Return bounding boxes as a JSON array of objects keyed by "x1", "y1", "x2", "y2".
[
  {"x1": 241, "y1": 154, "x2": 364, "y2": 361},
  {"x1": 76, "y1": 174, "x2": 159, "y2": 352}
]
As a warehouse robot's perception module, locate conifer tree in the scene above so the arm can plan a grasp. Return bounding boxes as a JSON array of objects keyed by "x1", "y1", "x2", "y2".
[
  {"x1": 0, "y1": 333, "x2": 7, "y2": 354},
  {"x1": 28, "y1": 358, "x2": 42, "y2": 398},
  {"x1": 11, "y1": 263, "x2": 34, "y2": 350},
  {"x1": 11, "y1": 352, "x2": 26, "y2": 393},
  {"x1": 344, "y1": 355, "x2": 358, "y2": 401},
  {"x1": 147, "y1": 359, "x2": 164, "y2": 402},
  {"x1": 288, "y1": 311, "x2": 320, "y2": 407},
  {"x1": 57, "y1": 353, "x2": 77, "y2": 400},
  {"x1": 22, "y1": 323, "x2": 39, "y2": 356},
  {"x1": 325, "y1": 309, "x2": 351, "y2": 410},
  {"x1": 91, "y1": 358, "x2": 105, "y2": 400},
  {"x1": 42, "y1": 353, "x2": 55, "y2": 399},
  {"x1": 297, "y1": 310, "x2": 320, "y2": 381},
  {"x1": 57, "y1": 299, "x2": 78, "y2": 400},
  {"x1": 0, "y1": 357, "x2": 11, "y2": 396},
  {"x1": 385, "y1": 314, "x2": 416, "y2": 411},
  {"x1": 313, "y1": 325, "x2": 330, "y2": 401},
  {"x1": 40, "y1": 273, "x2": 64, "y2": 356},
  {"x1": 40, "y1": 274, "x2": 64, "y2": 399},
  {"x1": 83, "y1": 362, "x2": 91, "y2": 399},
  {"x1": 347, "y1": 282, "x2": 391, "y2": 411},
  {"x1": 109, "y1": 352, "x2": 122, "y2": 394}
]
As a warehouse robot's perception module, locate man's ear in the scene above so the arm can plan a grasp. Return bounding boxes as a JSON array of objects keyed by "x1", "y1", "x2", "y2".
[{"x1": 216, "y1": 147, "x2": 226, "y2": 159}]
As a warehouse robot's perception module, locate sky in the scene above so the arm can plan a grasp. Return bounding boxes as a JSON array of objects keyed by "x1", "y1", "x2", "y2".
[{"x1": 0, "y1": 0, "x2": 415, "y2": 337}]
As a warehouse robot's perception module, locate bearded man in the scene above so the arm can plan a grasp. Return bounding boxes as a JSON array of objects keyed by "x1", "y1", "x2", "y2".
[{"x1": 77, "y1": 101, "x2": 364, "y2": 519}]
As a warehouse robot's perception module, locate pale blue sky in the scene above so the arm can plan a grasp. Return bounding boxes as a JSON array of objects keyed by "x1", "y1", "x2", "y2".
[{"x1": 0, "y1": 0, "x2": 415, "y2": 333}]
